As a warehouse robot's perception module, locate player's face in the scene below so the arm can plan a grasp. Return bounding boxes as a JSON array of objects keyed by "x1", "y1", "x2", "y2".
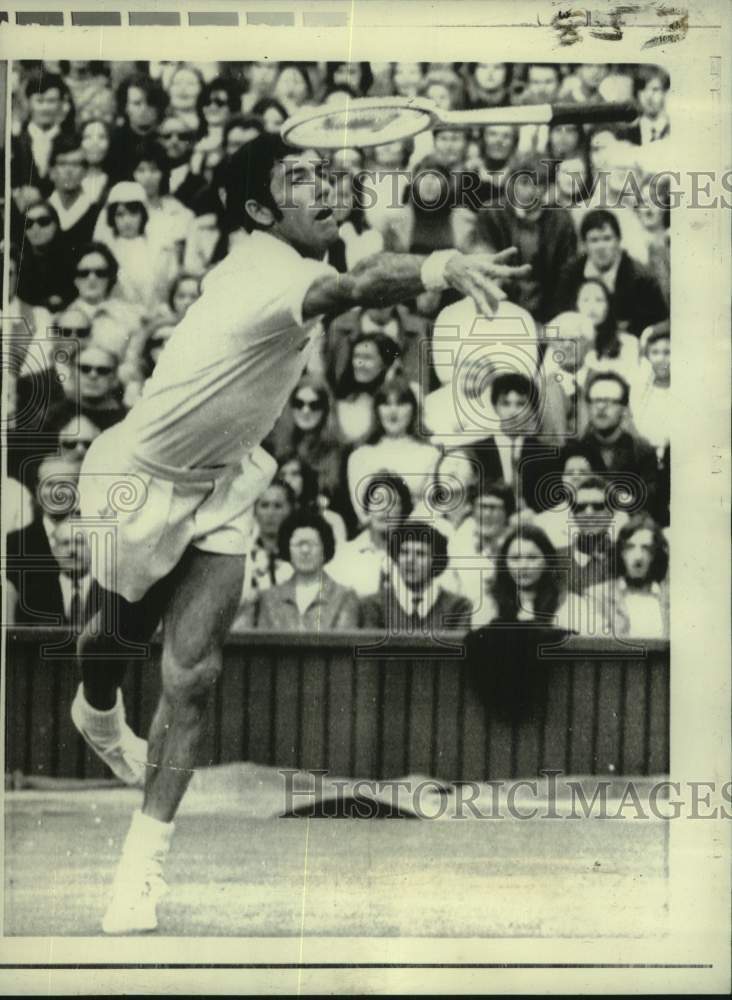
[
  {"x1": 621, "y1": 528, "x2": 654, "y2": 582},
  {"x1": 647, "y1": 338, "x2": 670, "y2": 380},
  {"x1": 398, "y1": 538, "x2": 433, "y2": 589},
  {"x1": 269, "y1": 150, "x2": 337, "y2": 257},
  {"x1": 506, "y1": 538, "x2": 546, "y2": 589},
  {"x1": 289, "y1": 526, "x2": 325, "y2": 575}
]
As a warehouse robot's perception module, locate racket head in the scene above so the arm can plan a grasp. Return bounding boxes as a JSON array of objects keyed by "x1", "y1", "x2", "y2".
[{"x1": 281, "y1": 96, "x2": 439, "y2": 149}]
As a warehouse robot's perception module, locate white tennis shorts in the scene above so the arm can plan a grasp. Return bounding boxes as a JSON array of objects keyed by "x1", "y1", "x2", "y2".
[{"x1": 77, "y1": 425, "x2": 278, "y2": 603}]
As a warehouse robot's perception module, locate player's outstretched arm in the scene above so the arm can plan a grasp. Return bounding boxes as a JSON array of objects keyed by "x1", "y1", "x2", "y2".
[{"x1": 302, "y1": 247, "x2": 531, "y2": 321}]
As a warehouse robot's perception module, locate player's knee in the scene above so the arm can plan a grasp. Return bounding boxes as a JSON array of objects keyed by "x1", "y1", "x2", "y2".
[{"x1": 161, "y1": 650, "x2": 222, "y2": 706}]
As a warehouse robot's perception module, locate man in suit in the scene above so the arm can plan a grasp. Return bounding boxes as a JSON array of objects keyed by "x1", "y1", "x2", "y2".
[
  {"x1": 5, "y1": 455, "x2": 99, "y2": 630},
  {"x1": 622, "y1": 66, "x2": 671, "y2": 146},
  {"x1": 361, "y1": 520, "x2": 472, "y2": 635},
  {"x1": 553, "y1": 209, "x2": 668, "y2": 337},
  {"x1": 466, "y1": 372, "x2": 556, "y2": 514},
  {"x1": 556, "y1": 475, "x2": 615, "y2": 602},
  {"x1": 579, "y1": 371, "x2": 660, "y2": 519},
  {"x1": 12, "y1": 71, "x2": 69, "y2": 200}
]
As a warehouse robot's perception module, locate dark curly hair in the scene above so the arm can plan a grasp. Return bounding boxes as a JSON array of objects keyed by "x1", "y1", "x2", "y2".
[{"x1": 278, "y1": 508, "x2": 336, "y2": 564}]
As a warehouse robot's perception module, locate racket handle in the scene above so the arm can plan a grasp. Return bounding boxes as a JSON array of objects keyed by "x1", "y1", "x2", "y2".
[{"x1": 550, "y1": 101, "x2": 638, "y2": 126}]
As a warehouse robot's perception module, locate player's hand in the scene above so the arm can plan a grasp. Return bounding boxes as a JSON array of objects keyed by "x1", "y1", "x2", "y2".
[{"x1": 444, "y1": 248, "x2": 532, "y2": 317}]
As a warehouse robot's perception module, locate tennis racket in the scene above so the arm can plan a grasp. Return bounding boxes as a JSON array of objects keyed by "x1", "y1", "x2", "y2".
[{"x1": 281, "y1": 95, "x2": 638, "y2": 150}]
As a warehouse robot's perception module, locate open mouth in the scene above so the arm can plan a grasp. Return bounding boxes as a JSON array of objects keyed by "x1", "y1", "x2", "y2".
[{"x1": 315, "y1": 207, "x2": 334, "y2": 221}]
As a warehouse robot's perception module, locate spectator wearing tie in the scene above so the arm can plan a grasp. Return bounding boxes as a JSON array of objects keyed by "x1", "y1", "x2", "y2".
[
  {"x1": 5, "y1": 455, "x2": 99, "y2": 630},
  {"x1": 553, "y1": 210, "x2": 667, "y2": 337},
  {"x1": 361, "y1": 521, "x2": 472, "y2": 635},
  {"x1": 624, "y1": 66, "x2": 671, "y2": 145},
  {"x1": 467, "y1": 373, "x2": 555, "y2": 515},
  {"x1": 579, "y1": 371, "x2": 660, "y2": 518}
]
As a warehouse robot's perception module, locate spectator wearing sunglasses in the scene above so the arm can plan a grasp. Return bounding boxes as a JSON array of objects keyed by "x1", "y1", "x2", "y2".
[
  {"x1": 68, "y1": 242, "x2": 141, "y2": 347},
  {"x1": 556, "y1": 474, "x2": 615, "y2": 601},
  {"x1": 156, "y1": 114, "x2": 198, "y2": 193},
  {"x1": 15, "y1": 201, "x2": 74, "y2": 312},
  {"x1": 267, "y1": 375, "x2": 345, "y2": 511},
  {"x1": 47, "y1": 132, "x2": 101, "y2": 259},
  {"x1": 75, "y1": 342, "x2": 127, "y2": 430}
]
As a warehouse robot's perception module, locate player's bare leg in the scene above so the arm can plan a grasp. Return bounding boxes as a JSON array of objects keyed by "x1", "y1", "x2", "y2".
[
  {"x1": 102, "y1": 547, "x2": 244, "y2": 934},
  {"x1": 72, "y1": 581, "x2": 170, "y2": 786}
]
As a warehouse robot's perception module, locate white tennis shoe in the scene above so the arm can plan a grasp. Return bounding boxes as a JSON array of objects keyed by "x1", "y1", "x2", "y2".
[
  {"x1": 102, "y1": 856, "x2": 168, "y2": 935},
  {"x1": 71, "y1": 685, "x2": 148, "y2": 787}
]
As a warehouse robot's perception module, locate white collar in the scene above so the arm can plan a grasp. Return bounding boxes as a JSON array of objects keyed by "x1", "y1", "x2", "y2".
[
  {"x1": 390, "y1": 564, "x2": 442, "y2": 618},
  {"x1": 48, "y1": 188, "x2": 94, "y2": 230},
  {"x1": 584, "y1": 255, "x2": 621, "y2": 292}
]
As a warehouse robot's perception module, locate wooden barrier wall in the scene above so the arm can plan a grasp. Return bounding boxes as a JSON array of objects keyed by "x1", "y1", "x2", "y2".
[{"x1": 5, "y1": 629, "x2": 669, "y2": 781}]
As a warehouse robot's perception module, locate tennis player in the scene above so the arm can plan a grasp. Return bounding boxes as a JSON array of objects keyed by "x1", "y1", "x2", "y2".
[{"x1": 71, "y1": 131, "x2": 530, "y2": 933}]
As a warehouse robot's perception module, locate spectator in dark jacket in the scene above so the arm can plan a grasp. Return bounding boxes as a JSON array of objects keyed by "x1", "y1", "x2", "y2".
[
  {"x1": 553, "y1": 209, "x2": 667, "y2": 336},
  {"x1": 579, "y1": 371, "x2": 660, "y2": 519},
  {"x1": 472, "y1": 153, "x2": 577, "y2": 322},
  {"x1": 361, "y1": 520, "x2": 472, "y2": 634},
  {"x1": 47, "y1": 132, "x2": 101, "y2": 260},
  {"x1": 12, "y1": 72, "x2": 71, "y2": 198}
]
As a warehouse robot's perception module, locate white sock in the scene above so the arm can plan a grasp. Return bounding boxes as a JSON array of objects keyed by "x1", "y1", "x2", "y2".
[
  {"x1": 122, "y1": 809, "x2": 175, "y2": 863},
  {"x1": 76, "y1": 684, "x2": 126, "y2": 742}
]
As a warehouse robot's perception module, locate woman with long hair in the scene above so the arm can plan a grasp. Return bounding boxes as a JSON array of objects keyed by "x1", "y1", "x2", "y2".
[
  {"x1": 277, "y1": 451, "x2": 347, "y2": 549},
  {"x1": 491, "y1": 524, "x2": 563, "y2": 624},
  {"x1": 130, "y1": 139, "x2": 195, "y2": 261},
  {"x1": 347, "y1": 378, "x2": 440, "y2": 524},
  {"x1": 332, "y1": 332, "x2": 402, "y2": 445},
  {"x1": 264, "y1": 374, "x2": 341, "y2": 498},
  {"x1": 575, "y1": 278, "x2": 640, "y2": 387},
  {"x1": 79, "y1": 118, "x2": 112, "y2": 204}
]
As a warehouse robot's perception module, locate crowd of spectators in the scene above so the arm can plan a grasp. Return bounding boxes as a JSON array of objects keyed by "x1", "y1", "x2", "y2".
[{"x1": 5, "y1": 60, "x2": 672, "y2": 640}]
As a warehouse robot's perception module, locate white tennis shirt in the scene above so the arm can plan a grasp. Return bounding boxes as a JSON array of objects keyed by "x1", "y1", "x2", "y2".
[{"x1": 121, "y1": 231, "x2": 338, "y2": 473}]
